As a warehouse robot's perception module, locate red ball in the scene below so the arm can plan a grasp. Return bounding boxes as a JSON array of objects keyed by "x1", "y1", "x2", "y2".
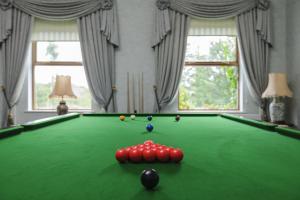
[
  {"x1": 157, "y1": 146, "x2": 165, "y2": 150},
  {"x1": 125, "y1": 147, "x2": 132, "y2": 154},
  {"x1": 144, "y1": 140, "x2": 154, "y2": 145},
  {"x1": 115, "y1": 149, "x2": 128, "y2": 163},
  {"x1": 138, "y1": 144, "x2": 144, "y2": 148},
  {"x1": 131, "y1": 146, "x2": 138, "y2": 149},
  {"x1": 137, "y1": 148, "x2": 144, "y2": 154},
  {"x1": 164, "y1": 147, "x2": 173, "y2": 153},
  {"x1": 129, "y1": 149, "x2": 142, "y2": 163},
  {"x1": 144, "y1": 146, "x2": 151, "y2": 150},
  {"x1": 169, "y1": 148, "x2": 184, "y2": 163},
  {"x1": 151, "y1": 147, "x2": 157, "y2": 152},
  {"x1": 143, "y1": 149, "x2": 156, "y2": 162},
  {"x1": 156, "y1": 149, "x2": 169, "y2": 162}
]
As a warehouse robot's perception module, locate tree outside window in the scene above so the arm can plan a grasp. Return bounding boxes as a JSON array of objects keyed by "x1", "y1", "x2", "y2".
[{"x1": 179, "y1": 36, "x2": 239, "y2": 110}]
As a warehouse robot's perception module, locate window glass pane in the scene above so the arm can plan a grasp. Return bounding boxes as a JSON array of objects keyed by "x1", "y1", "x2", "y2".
[
  {"x1": 185, "y1": 36, "x2": 237, "y2": 62},
  {"x1": 179, "y1": 66, "x2": 238, "y2": 110},
  {"x1": 34, "y1": 65, "x2": 92, "y2": 110},
  {"x1": 36, "y1": 42, "x2": 82, "y2": 62}
]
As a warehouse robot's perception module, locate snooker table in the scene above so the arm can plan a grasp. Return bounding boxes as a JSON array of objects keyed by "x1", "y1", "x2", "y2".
[{"x1": 0, "y1": 113, "x2": 300, "y2": 200}]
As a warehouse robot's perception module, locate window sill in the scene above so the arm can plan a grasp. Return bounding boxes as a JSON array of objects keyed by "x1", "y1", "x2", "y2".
[
  {"x1": 177, "y1": 110, "x2": 260, "y2": 120},
  {"x1": 177, "y1": 110, "x2": 244, "y2": 114},
  {"x1": 25, "y1": 110, "x2": 92, "y2": 114}
]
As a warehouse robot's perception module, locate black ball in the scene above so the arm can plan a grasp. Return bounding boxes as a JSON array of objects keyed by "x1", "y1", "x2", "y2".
[
  {"x1": 140, "y1": 169, "x2": 159, "y2": 190},
  {"x1": 147, "y1": 116, "x2": 153, "y2": 121},
  {"x1": 175, "y1": 115, "x2": 180, "y2": 122}
]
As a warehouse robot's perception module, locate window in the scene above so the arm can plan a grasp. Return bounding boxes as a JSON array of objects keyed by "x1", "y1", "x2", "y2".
[
  {"x1": 32, "y1": 41, "x2": 92, "y2": 110},
  {"x1": 179, "y1": 19, "x2": 239, "y2": 111}
]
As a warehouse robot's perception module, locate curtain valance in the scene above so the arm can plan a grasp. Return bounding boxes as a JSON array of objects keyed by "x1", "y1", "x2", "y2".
[
  {"x1": 13, "y1": 0, "x2": 112, "y2": 20},
  {"x1": 0, "y1": 0, "x2": 119, "y2": 46},
  {"x1": 153, "y1": 0, "x2": 271, "y2": 47}
]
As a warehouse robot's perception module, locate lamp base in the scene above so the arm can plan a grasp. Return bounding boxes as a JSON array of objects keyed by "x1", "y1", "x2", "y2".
[
  {"x1": 269, "y1": 97, "x2": 285, "y2": 124},
  {"x1": 57, "y1": 100, "x2": 68, "y2": 115}
]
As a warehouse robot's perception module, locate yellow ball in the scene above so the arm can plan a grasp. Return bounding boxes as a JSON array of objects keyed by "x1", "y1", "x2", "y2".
[{"x1": 120, "y1": 115, "x2": 125, "y2": 121}]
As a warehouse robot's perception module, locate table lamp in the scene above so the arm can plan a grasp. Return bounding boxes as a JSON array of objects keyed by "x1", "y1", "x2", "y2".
[
  {"x1": 262, "y1": 73, "x2": 293, "y2": 124},
  {"x1": 49, "y1": 75, "x2": 77, "y2": 115}
]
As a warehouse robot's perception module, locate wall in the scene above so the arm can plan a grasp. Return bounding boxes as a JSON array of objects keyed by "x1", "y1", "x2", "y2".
[
  {"x1": 7, "y1": 0, "x2": 289, "y2": 124},
  {"x1": 269, "y1": 0, "x2": 287, "y2": 73},
  {"x1": 115, "y1": 0, "x2": 156, "y2": 113},
  {"x1": 287, "y1": 0, "x2": 300, "y2": 127}
]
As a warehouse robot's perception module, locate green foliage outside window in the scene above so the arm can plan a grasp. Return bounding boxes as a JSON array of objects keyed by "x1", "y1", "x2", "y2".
[
  {"x1": 179, "y1": 37, "x2": 239, "y2": 110},
  {"x1": 46, "y1": 43, "x2": 59, "y2": 61}
]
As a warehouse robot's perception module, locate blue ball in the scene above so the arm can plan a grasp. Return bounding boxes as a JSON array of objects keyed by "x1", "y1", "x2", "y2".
[
  {"x1": 147, "y1": 116, "x2": 153, "y2": 121},
  {"x1": 146, "y1": 124, "x2": 154, "y2": 132}
]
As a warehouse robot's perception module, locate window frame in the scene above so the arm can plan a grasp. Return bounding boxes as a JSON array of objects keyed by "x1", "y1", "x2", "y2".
[
  {"x1": 178, "y1": 36, "x2": 240, "y2": 111},
  {"x1": 31, "y1": 41, "x2": 91, "y2": 111}
]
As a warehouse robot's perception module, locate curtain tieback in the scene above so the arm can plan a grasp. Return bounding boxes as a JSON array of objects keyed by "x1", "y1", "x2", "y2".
[
  {"x1": 104, "y1": 86, "x2": 117, "y2": 111},
  {"x1": 1, "y1": 85, "x2": 15, "y2": 127},
  {"x1": 153, "y1": 85, "x2": 161, "y2": 112},
  {"x1": 1, "y1": 85, "x2": 13, "y2": 110}
]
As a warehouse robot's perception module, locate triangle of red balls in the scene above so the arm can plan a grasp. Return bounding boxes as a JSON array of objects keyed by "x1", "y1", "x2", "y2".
[{"x1": 115, "y1": 140, "x2": 184, "y2": 163}]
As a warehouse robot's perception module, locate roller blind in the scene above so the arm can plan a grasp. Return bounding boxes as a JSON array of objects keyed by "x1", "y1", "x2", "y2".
[
  {"x1": 189, "y1": 18, "x2": 237, "y2": 36},
  {"x1": 32, "y1": 18, "x2": 79, "y2": 41}
]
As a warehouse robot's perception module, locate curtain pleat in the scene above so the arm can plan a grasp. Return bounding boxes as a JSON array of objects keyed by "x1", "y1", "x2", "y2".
[
  {"x1": 154, "y1": 10, "x2": 189, "y2": 111},
  {"x1": 78, "y1": 10, "x2": 116, "y2": 112},
  {"x1": 0, "y1": 8, "x2": 32, "y2": 127},
  {"x1": 237, "y1": 9, "x2": 270, "y2": 119}
]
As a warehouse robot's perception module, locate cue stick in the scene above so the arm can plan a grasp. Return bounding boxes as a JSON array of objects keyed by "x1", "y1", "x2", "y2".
[
  {"x1": 141, "y1": 72, "x2": 144, "y2": 113},
  {"x1": 140, "y1": 72, "x2": 143, "y2": 113},
  {"x1": 127, "y1": 72, "x2": 130, "y2": 113},
  {"x1": 132, "y1": 73, "x2": 136, "y2": 113},
  {"x1": 138, "y1": 72, "x2": 141, "y2": 113}
]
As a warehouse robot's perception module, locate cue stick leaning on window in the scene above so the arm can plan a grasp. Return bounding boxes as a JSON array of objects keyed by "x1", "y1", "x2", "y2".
[
  {"x1": 132, "y1": 73, "x2": 136, "y2": 113},
  {"x1": 138, "y1": 72, "x2": 141, "y2": 113},
  {"x1": 127, "y1": 72, "x2": 130, "y2": 113},
  {"x1": 142, "y1": 72, "x2": 144, "y2": 113}
]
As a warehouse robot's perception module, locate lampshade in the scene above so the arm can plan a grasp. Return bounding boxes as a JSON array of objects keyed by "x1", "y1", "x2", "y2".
[
  {"x1": 262, "y1": 73, "x2": 293, "y2": 98},
  {"x1": 49, "y1": 75, "x2": 77, "y2": 99}
]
